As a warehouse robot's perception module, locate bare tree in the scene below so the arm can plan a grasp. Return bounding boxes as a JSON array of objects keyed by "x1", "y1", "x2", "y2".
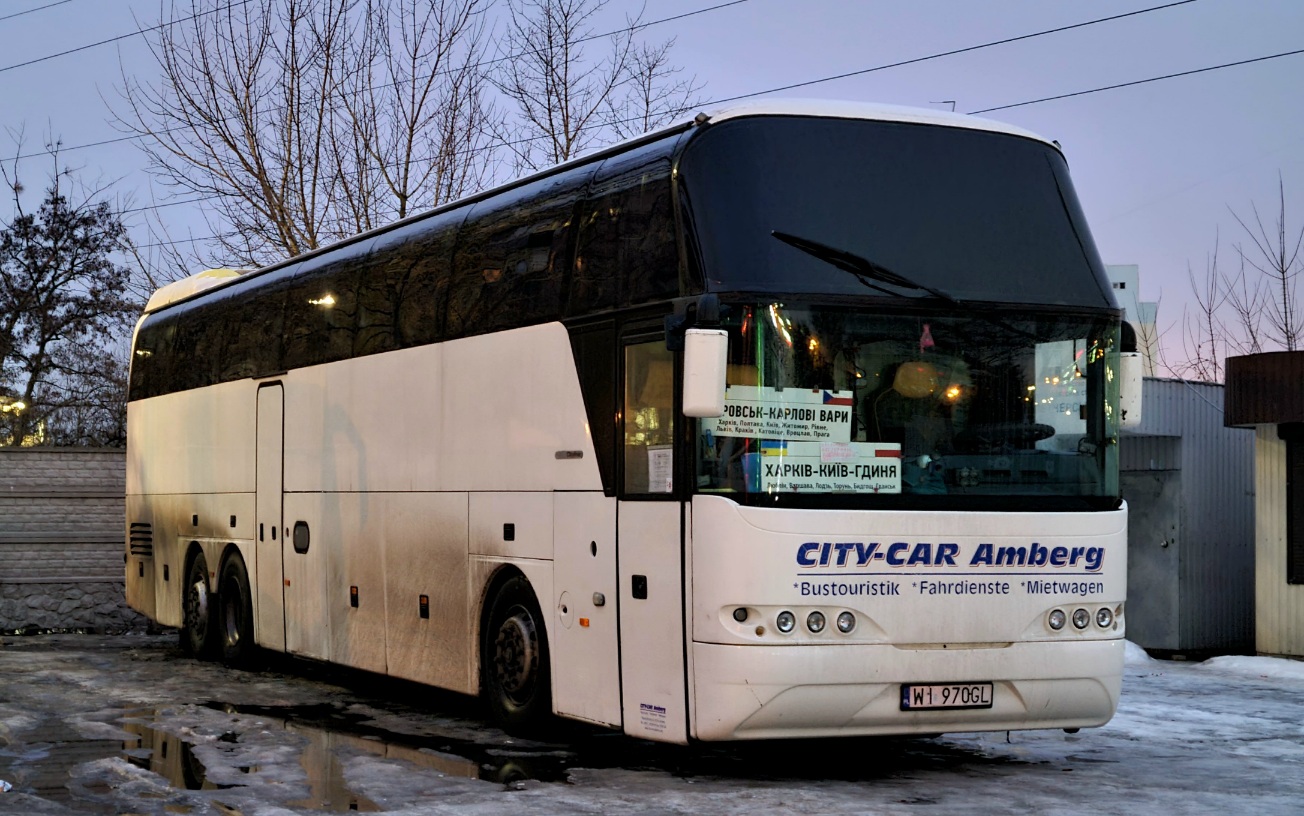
[
  {"x1": 115, "y1": 0, "x2": 497, "y2": 269},
  {"x1": 493, "y1": 0, "x2": 701, "y2": 172},
  {"x1": 1229, "y1": 175, "x2": 1302, "y2": 352},
  {"x1": 1178, "y1": 175, "x2": 1304, "y2": 380},
  {"x1": 1178, "y1": 242, "x2": 1228, "y2": 383}
]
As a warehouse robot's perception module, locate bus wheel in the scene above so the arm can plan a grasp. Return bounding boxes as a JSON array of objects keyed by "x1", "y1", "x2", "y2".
[
  {"x1": 181, "y1": 551, "x2": 216, "y2": 658},
  {"x1": 483, "y1": 575, "x2": 552, "y2": 734},
  {"x1": 218, "y1": 555, "x2": 256, "y2": 666}
]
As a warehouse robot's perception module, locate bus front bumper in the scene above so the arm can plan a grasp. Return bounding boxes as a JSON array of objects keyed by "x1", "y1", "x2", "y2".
[{"x1": 690, "y1": 638, "x2": 1124, "y2": 741}]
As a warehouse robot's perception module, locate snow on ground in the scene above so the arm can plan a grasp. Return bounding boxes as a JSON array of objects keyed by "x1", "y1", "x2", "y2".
[{"x1": 0, "y1": 635, "x2": 1302, "y2": 815}]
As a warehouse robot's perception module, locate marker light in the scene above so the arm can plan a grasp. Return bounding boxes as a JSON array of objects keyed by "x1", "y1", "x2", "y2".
[
  {"x1": 836, "y1": 611, "x2": 856, "y2": 634},
  {"x1": 1048, "y1": 609, "x2": 1066, "y2": 630},
  {"x1": 776, "y1": 611, "x2": 796, "y2": 633},
  {"x1": 1096, "y1": 607, "x2": 1114, "y2": 628},
  {"x1": 1072, "y1": 608, "x2": 1091, "y2": 630},
  {"x1": 807, "y1": 611, "x2": 826, "y2": 633}
]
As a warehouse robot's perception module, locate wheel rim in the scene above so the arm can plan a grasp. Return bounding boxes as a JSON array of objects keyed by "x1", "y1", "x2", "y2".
[
  {"x1": 493, "y1": 605, "x2": 538, "y2": 705},
  {"x1": 184, "y1": 567, "x2": 209, "y2": 642},
  {"x1": 222, "y1": 573, "x2": 243, "y2": 648}
]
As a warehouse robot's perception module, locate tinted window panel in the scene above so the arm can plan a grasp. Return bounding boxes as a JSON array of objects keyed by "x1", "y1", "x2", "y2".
[
  {"x1": 678, "y1": 117, "x2": 1113, "y2": 309},
  {"x1": 282, "y1": 252, "x2": 364, "y2": 370},
  {"x1": 449, "y1": 168, "x2": 592, "y2": 337},
  {"x1": 574, "y1": 143, "x2": 681, "y2": 314},
  {"x1": 359, "y1": 213, "x2": 460, "y2": 351}
]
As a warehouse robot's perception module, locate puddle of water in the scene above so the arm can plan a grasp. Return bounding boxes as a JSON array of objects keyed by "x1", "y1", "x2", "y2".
[
  {"x1": 1, "y1": 696, "x2": 1031, "y2": 812},
  {"x1": 206, "y1": 701, "x2": 569, "y2": 786}
]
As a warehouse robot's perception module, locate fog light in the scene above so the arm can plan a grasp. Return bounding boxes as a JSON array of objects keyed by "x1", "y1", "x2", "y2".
[
  {"x1": 807, "y1": 611, "x2": 826, "y2": 633},
  {"x1": 836, "y1": 611, "x2": 856, "y2": 634},
  {"x1": 1096, "y1": 607, "x2": 1114, "y2": 628},
  {"x1": 732, "y1": 607, "x2": 748, "y2": 623},
  {"x1": 776, "y1": 611, "x2": 795, "y2": 633},
  {"x1": 1072, "y1": 608, "x2": 1090, "y2": 629},
  {"x1": 1048, "y1": 609, "x2": 1066, "y2": 630}
]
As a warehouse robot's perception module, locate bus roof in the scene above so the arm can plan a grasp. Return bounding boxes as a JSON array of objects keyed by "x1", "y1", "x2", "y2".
[{"x1": 699, "y1": 99, "x2": 1054, "y2": 148}]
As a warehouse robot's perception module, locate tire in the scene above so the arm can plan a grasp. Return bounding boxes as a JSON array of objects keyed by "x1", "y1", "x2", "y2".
[
  {"x1": 218, "y1": 554, "x2": 256, "y2": 667},
  {"x1": 482, "y1": 575, "x2": 552, "y2": 734},
  {"x1": 180, "y1": 551, "x2": 216, "y2": 658}
]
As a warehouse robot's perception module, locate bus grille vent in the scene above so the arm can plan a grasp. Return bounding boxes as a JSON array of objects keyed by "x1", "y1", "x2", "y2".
[{"x1": 129, "y1": 522, "x2": 154, "y2": 557}]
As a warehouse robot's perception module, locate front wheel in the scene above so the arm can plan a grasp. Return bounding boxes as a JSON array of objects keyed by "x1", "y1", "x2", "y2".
[
  {"x1": 181, "y1": 551, "x2": 216, "y2": 658},
  {"x1": 218, "y1": 554, "x2": 256, "y2": 666},
  {"x1": 482, "y1": 575, "x2": 552, "y2": 734}
]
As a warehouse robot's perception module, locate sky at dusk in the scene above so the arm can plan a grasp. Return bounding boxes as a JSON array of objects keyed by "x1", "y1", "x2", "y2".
[{"x1": 0, "y1": 0, "x2": 1300, "y2": 370}]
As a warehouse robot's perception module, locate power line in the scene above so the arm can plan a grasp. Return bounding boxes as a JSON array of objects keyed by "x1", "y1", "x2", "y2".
[
  {"x1": 967, "y1": 47, "x2": 1304, "y2": 114},
  {"x1": 700, "y1": 0, "x2": 1199, "y2": 108},
  {"x1": 0, "y1": 0, "x2": 250, "y2": 75},
  {"x1": 133, "y1": 37, "x2": 1304, "y2": 254},
  {"x1": 122, "y1": 0, "x2": 1222, "y2": 247},
  {"x1": 0, "y1": 0, "x2": 76, "y2": 24},
  {"x1": 0, "y1": 0, "x2": 752, "y2": 164}
]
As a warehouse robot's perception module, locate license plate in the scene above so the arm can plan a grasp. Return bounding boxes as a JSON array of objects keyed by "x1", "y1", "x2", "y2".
[{"x1": 900, "y1": 682, "x2": 994, "y2": 711}]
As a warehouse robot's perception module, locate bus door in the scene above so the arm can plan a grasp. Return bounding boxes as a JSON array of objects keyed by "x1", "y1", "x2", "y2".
[
  {"x1": 255, "y1": 383, "x2": 286, "y2": 652},
  {"x1": 616, "y1": 337, "x2": 689, "y2": 744}
]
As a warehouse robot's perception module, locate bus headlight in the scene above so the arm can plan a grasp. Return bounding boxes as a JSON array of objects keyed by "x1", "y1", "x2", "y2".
[
  {"x1": 1096, "y1": 607, "x2": 1114, "y2": 628},
  {"x1": 836, "y1": 611, "x2": 856, "y2": 634},
  {"x1": 1072, "y1": 608, "x2": 1090, "y2": 629},
  {"x1": 807, "y1": 611, "x2": 826, "y2": 633},
  {"x1": 1048, "y1": 609, "x2": 1066, "y2": 630},
  {"x1": 776, "y1": 611, "x2": 796, "y2": 633}
]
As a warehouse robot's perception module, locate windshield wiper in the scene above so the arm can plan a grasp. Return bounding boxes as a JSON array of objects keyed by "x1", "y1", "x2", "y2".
[{"x1": 771, "y1": 229, "x2": 961, "y2": 305}]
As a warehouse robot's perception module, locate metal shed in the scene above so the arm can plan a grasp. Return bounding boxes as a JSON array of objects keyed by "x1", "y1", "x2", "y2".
[{"x1": 1121, "y1": 378, "x2": 1255, "y2": 654}]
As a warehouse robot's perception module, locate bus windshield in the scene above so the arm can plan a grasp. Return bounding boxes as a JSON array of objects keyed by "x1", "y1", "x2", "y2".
[
  {"x1": 695, "y1": 303, "x2": 1121, "y2": 509},
  {"x1": 678, "y1": 115, "x2": 1114, "y2": 310}
]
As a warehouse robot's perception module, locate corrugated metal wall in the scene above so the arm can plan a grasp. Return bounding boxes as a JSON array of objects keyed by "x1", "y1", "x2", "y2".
[
  {"x1": 1253, "y1": 426, "x2": 1304, "y2": 655},
  {"x1": 1122, "y1": 378, "x2": 1255, "y2": 652}
]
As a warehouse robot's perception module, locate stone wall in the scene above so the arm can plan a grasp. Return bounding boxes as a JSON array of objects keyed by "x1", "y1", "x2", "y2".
[{"x1": 0, "y1": 447, "x2": 146, "y2": 632}]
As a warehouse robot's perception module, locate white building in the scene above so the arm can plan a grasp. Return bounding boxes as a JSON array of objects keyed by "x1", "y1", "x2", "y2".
[{"x1": 1105, "y1": 264, "x2": 1159, "y2": 376}]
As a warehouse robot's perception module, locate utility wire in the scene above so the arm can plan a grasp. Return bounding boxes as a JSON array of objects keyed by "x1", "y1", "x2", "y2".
[
  {"x1": 699, "y1": 0, "x2": 1198, "y2": 108},
  {"x1": 0, "y1": 0, "x2": 751, "y2": 164},
  {"x1": 132, "y1": 37, "x2": 1304, "y2": 253},
  {"x1": 968, "y1": 47, "x2": 1304, "y2": 114},
  {"x1": 0, "y1": 0, "x2": 249, "y2": 75},
  {"x1": 0, "y1": 0, "x2": 75, "y2": 24},
  {"x1": 118, "y1": 0, "x2": 1204, "y2": 232}
]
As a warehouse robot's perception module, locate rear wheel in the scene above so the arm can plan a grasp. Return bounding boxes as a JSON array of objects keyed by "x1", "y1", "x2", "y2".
[
  {"x1": 181, "y1": 552, "x2": 216, "y2": 658},
  {"x1": 218, "y1": 554, "x2": 256, "y2": 666},
  {"x1": 482, "y1": 575, "x2": 552, "y2": 734}
]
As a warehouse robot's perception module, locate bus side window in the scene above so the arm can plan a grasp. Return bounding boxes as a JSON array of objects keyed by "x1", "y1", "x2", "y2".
[
  {"x1": 448, "y1": 170, "x2": 588, "y2": 339},
  {"x1": 574, "y1": 157, "x2": 678, "y2": 315},
  {"x1": 623, "y1": 341, "x2": 675, "y2": 495}
]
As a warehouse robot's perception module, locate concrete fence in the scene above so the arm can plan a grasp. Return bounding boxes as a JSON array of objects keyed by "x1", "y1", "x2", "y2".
[{"x1": 0, "y1": 447, "x2": 146, "y2": 632}]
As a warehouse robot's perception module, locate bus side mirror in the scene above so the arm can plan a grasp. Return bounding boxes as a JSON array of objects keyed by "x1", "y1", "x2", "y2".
[
  {"x1": 683, "y1": 328, "x2": 728, "y2": 417},
  {"x1": 1119, "y1": 352, "x2": 1142, "y2": 429}
]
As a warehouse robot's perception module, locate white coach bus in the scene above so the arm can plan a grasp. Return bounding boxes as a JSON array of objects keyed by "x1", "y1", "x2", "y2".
[{"x1": 126, "y1": 100, "x2": 1141, "y2": 743}]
